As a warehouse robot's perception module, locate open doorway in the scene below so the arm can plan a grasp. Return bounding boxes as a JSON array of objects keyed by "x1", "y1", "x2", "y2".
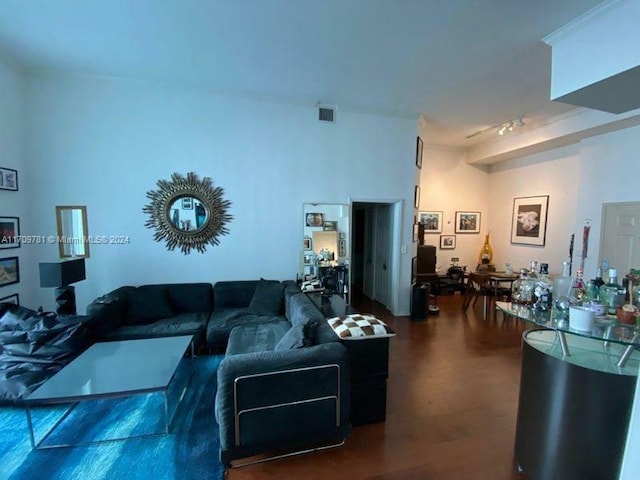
[{"x1": 351, "y1": 201, "x2": 397, "y2": 312}]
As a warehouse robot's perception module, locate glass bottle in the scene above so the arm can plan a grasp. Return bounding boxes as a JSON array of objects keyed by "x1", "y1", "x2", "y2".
[
  {"x1": 600, "y1": 268, "x2": 624, "y2": 315},
  {"x1": 528, "y1": 260, "x2": 539, "y2": 280},
  {"x1": 552, "y1": 261, "x2": 572, "y2": 301},
  {"x1": 569, "y1": 269, "x2": 586, "y2": 304},
  {"x1": 478, "y1": 234, "x2": 493, "y2": 265},
  {"x1": 512, "y1": 268, "x2": 534, "y2": 306},
  {"x1": 533, "y1": 263, "x2": 553, "y2": 311}
]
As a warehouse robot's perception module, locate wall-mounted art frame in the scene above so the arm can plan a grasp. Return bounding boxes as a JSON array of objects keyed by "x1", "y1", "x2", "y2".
[
  {"x1": 0, "y1": 256, "x2": 19, "y2": 287},
  {"x1": 440, "y1": 235, "x2": 456, "y2": 250},
  {"x1": 455, "y1": 211, "x2": 481, "y2": 234},
  {"x1": 0, "y1": 167, "x2": 18, "y2": 191},
  {"x1": 0, "y1": 293, "x2": 19, "y2": 305},
  {"x1": 414, "y1": 186, "x2": 420, "y2": 209},
  {"x1": 411, "y1": 255, "x2": 418, "y2": 283},
  {"x1": 323, "y1": 221, "x2": 337, "y2": 231},
  {"x1": 305, "y1": 212, "x2": 324, "y2": 227},
  {"x1": 511, "y1": 195, "x2": 549, "y2": 246},
  {"x1": 339, "y1": 239, "x2": 346, "y2": 257},
  {"x1": 412, "y1": 223, "x2": 419, "y2": 243},
  {"x1": 416, "y1": 137, "x2": 423, "y2": 169},
  {"x1": 419, "y1": 211, "x2": 443, "y2": 233},
  {"x1": 181, "y1": 197, "x2": 193, "y2": 210},
  {"x1": 0, "y1": 217, "x2": 20, "y2": 250},
  {"x1": 303, "y1": 236, "x2": 312, "y2": 250}
]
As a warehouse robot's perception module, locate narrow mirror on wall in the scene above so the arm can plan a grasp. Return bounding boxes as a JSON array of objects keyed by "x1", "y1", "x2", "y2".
[
  {"x1": 302, "y1": 203, "x2": 350, "y2": 299},
  {"x1": 56, "y1": 206, "x2": 89, "y2": 258}
]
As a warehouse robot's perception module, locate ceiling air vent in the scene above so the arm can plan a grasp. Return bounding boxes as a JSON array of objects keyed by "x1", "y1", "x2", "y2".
[{"x1": 318, "y1": 105, "x2": 336, "y2": 123}]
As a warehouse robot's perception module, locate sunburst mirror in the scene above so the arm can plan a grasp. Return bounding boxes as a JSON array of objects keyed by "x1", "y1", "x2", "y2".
[{"x1": 143, "y1": 172, "x2": 232, "y2": 254}]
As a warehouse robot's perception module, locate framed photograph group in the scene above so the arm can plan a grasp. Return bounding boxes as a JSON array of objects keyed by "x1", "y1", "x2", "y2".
[
  {"x1": 0, "y1": 256, "x2": 19, "y2": 287},
  {"x1": 0, "y1": 217, "x2": 20, "y2": 249},
  {"x1": 511, "y1": 195, "x2": 549, "y2": 246},
  {"x1": 455, "y1": 211, "x2": 480, "y2": 234},
  {"x1": 0, "y1": 167, "x2": 18, "y2": 191},
  {"x1": 419, "y1": 211, "x2": 442, "y2": 233}
]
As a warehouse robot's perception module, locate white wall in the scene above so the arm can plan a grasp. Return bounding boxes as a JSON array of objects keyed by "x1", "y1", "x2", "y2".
[
  {"x1": 24, "y1": 74, "x2": 417, "y2": 313},
  {"x1": 419, "y1": 145, "x2": 490, "y2": 271},
  {"x1": 488, "y1": 143, "x2": 582, "y2": 276},
  {"x1": 0, "y1": 58, "x2": 28, "y2": 305}
]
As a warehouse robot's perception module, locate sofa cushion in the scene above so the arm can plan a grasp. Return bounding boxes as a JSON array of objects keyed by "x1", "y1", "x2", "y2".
[
  {"x1": 126, "y1": 285, "x2": 174, "y2": 324},
  {"x1": 103, "y1": 313, "x2": 208, "y2": 343},
  {"x1": 327, "y1": 314, "x2": 395, "y2": 339},
  {"x1": 248, "y1": 281, "x2": 284, "y2": 315},
  {"x1": 214, "y1": 281, "x2": 264, "y2": 310},
  {"x1": 274, "y1": 321, "x2": 317, "y2": 351},
  {"x1": 167, "y1": 283, "x2": 213, "y2": 313},
  {"x1": 207, "y1": 309, "x2": 285, "y2": 346},
  {"x1": 287, "y1": 293, "x2": 325, "y2": 327},
  {"x1": 226, "y1": 321, "x2": 291, "y2": 355}
]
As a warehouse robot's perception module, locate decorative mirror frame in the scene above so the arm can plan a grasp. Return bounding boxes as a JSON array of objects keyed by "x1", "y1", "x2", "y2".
[
  {"x1": 143, "y1": 172, "x2": 232, "y2": 254},
  {"x1": 55, "y1": 205, "x2": 90, "y2": 259}
]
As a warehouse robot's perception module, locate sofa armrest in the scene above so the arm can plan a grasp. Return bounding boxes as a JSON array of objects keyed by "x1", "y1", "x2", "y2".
[{"x1": 216, "y1": 342, "x2": 350, "y2": 458}]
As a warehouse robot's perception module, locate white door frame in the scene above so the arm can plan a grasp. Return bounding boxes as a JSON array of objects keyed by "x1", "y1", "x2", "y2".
[{"x1": 350, "y1": 197, "x2": 403, "y2": 315}]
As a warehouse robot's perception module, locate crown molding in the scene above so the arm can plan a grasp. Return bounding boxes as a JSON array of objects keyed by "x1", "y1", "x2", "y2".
[{"x1": 542, "y1": 0, "x2": 623, "y2": 45}]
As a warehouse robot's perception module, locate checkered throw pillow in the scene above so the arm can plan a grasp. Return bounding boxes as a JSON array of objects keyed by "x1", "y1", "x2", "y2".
[{"x1": 327, "y1": 314, "x2": 395, "y2": 340}]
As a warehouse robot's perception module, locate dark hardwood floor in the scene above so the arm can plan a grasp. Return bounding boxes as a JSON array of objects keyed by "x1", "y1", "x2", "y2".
[{"x1": 227, "y1": 293, "x2": 528, "y2": 480}]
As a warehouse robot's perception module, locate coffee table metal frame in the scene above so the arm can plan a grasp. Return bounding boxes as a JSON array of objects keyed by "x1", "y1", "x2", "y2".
[{"x1": 24, "y1": 336, "x2": 194, "y2": 450}]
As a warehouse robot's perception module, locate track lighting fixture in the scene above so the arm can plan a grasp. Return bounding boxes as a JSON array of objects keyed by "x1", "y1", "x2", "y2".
[{"x1": 466, "y1": 115, "x2": 526, "y2": 139}]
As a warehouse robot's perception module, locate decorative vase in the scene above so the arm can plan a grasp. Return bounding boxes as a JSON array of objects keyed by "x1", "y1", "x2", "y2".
[{"x1": 478, "y1": 233, "x2": 493, "y2": 265}]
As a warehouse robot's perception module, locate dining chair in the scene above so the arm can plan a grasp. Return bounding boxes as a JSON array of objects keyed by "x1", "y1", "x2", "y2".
[{"x1": 462, "y1": 272, "x2": 492, "y2": 314}]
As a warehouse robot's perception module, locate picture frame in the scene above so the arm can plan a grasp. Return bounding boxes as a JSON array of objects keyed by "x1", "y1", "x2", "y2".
[
  {"x1": 416, "y1": 136, "x2": 423, "y2": 169},
  {"x1": 323, "y1": 221, "x2": 337, "y2": 231},
  {"x1": 0, "y1": 256, "x2": 19, "y2": 287},
  {"x1": 418, "y1": 211, "x2": 443, "y2": 233},
  {"x1": 0, "y1": 167, "x2": 18, "y2": 191},
  {"x1": 411, "y1": 255, "x2": 418, "y2": 283},
  {"x1": 0, "y1": 293, "x2": 19, "y2": 305},
  {"x1": 455, "y1": 211, "x2": 481, "y2": 234},
  {"x1": 181, "y1": 197, "x2": 193, "y2": 210},
  {"x1": 303, "y1": 236, "x2": 312, "y2": 250},
  {"x1": 440, "y1": 235, "x2": 456, "y2": 250},
  {"x1": 338, "y1": 239, "x2": 346, "y2": 257},
  {"x1": 0, "y1": 217, "x2": 20, "y2": 249},
  {"x1": 414, "y1": 185, "x2": 420, "y2": 209},
  {"x1": 511, "y1": 195, "x2": 549, "y2": 246},
  {"x1": 305, "y1": 212, "x2": 324, "y2": 227},
  {"x1": 412, "y1": 223, "x2": 419, "y2": 243},
  {"x1": 303, "y1": 252, "x2": 314, "y2": 265}
]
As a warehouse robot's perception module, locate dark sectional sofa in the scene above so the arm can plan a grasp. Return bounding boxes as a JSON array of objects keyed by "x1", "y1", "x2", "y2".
[{"x1": 0, "y1": 278, "x2": 351, "y2": 466}]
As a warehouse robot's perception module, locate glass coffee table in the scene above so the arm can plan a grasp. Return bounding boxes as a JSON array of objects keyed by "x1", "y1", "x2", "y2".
[{"x1": 24, "y1": 335, "x2": 194, "y2": 449}]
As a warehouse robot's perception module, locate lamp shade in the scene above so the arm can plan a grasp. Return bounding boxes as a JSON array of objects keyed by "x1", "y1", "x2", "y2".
[{"x1": 39, "y1": 258, "x2": 86, "y2": 288}]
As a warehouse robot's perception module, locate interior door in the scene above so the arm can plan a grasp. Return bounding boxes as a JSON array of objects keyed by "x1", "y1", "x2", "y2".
[
  {"x1": 373, "y1": 205, "x2": 391, "y2": 308},
  {"x1": 599, "y1": 202, "x2": 640, "y2": 274}
]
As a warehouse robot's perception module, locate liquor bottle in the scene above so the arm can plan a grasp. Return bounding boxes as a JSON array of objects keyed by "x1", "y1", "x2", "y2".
[
  {"x1": 569, "y1": 269, "x2": 586, "y2": 303},
  {"x1": 512, "y1": 268, "x2": 534, "y2": 305},
  {"x1": 478, "y1": 234, "x2": 493, "y2": 265},
  {"x1": 528, "y1": 260, "x2": 539, "y2": 280},
  {"x1": 552, "y1": 261, "x2": 572, "y2": 301},
  {"x1": 600, "y1": 268, "x2": 624, "y2": 315},
  {"x1": 533, "y1": 263, "x2": 553, "y2": 311}
]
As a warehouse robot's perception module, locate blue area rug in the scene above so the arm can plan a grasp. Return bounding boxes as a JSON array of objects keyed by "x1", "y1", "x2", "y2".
[{"x1": 0, "y1": 355, "x2": 225, "y2": 480}]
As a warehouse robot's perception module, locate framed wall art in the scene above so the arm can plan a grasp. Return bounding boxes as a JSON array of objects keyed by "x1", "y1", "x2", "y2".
[
  {"x1": 0, "y1": 217, "x2": 20, "y2": 249},
  {"x1": 455, "y1": 211, "x2": 481, "y2": 234},
  {"x1": 511, "y1": 195, "x2": 549, "y2": 246},
  {"x1": 303, "y1": 236, "x2": 312, "y2": 250},
  {"x1": 305, "y1": 212, "x2": 324, "y2": 227},
  {"x1": 414, "y1": 186, "x2": 420, "y2": 209},
  {"x1": 0, "y1": 256, "x2": 19, "y2": 287},
  {"x1": 416, "y1": 136, "x2": 423, "y2": 169},
  {"x1": 440, "y1": 235, "x2": 456, "y2": 250},
  {"x1": 323, "y1": 221, "x2": 337, "y2": 231},
  {"x1": 412, "y1": 223, "x2": 419, "y2": 243},
  {"x1": 418, "y1": 211, "x2": 443, "y2": 233},
  {"x1": 0, "y1": 293, "x2": 19, "y2": 305},
  {"x1": 0, "y1": 167, "x2": 18, "y2": 191}
]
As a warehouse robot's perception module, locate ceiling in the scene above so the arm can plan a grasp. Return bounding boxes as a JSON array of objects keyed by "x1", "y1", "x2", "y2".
[{"x1": 0, "y1": 0, "x2": 604, "y2": 147}]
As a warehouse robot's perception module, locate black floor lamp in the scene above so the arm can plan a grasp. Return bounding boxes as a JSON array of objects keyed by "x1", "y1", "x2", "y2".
[{"x1": 39, "y1": 258, "x2": 86, "y2": 315}]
